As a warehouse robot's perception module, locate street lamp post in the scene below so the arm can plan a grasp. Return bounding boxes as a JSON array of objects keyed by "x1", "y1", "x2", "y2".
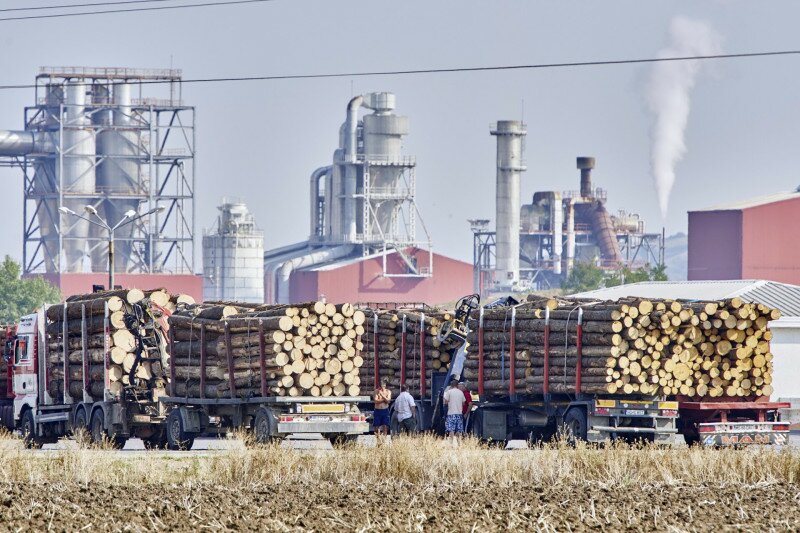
[{"x1": 59, "y1": 205, "x2": 165, "y2": 290}]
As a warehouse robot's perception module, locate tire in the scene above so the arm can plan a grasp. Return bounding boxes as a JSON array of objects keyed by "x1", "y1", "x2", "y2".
[
  {"x1": 253, "y1": 407, "x2": 278, "y2": 445},
  {"x1": 0, "y1": 405, "x2": 14, "y2": 431},
  {"x1": 90, "y1": 409, "x2": 105, "y2": 445},
  {"x1": 20, "y1": 409, "x2": 41, "y2": 449},
  {"x1": 90, "y1": 409, "x2": 126, "y2": 449},
  {"x1": 166, "y1": 410, "x2": 195, "y2": 450},
  {"x1": 73, "y1": 408, "x2": 90, "y2": 446},
  {"x1": 562, "y1": 408, "x2": 588, "y2": 445}
]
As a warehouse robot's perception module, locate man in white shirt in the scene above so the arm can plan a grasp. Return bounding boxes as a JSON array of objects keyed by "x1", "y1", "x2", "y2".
[
  {"x1": 442, "y1": 377, "x2": 466, "y2": 437},
  {"x1": 394, "y1": 384, "x2": 417, "y2": 434}
]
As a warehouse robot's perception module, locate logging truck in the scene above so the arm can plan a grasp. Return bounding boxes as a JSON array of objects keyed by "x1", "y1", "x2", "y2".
[
  {"x1": 461, "y1": 303, "x2": 789, "y2": 446},
  {"x1": 10, "y1": 309, "x2": 167, "y2": 448},
  {"x1": 10, "y1": 302, "x2": 370, "y2": 449}
]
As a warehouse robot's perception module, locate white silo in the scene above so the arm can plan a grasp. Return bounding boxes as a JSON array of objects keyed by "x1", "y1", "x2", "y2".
[{"x1": 203, "y1": 199, "x2": 265, "y2": 303}]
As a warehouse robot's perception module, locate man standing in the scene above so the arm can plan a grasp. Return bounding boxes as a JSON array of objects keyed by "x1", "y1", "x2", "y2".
[
  {"x1": 373, "y1": 379, "x2": 392, "y2": 439},
  {"x1": 459, "y1": 382, "x2": 473, "y2": 423},
  {"x1": 442, "y1": 377, "x2": 466, "y2": 440},
  {"x1": 395, "y1": 384, "x2": 417, "y2": 434}
]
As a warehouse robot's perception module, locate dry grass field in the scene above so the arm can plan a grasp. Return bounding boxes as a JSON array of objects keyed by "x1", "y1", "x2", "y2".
[{"x1": 0, "y1": 436, "x2": 798, "y2": 531}]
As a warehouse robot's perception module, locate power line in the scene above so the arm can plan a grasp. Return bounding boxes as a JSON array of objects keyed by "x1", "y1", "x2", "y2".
[
  {"x1": 0, "y1": 49, "x2": 797, "y2": 91},
  {"x1": 0, "y1": 0, "x2": 175, "y2": 13},
  {"x1": 0, "y1": 0, "x2": 271, "y2": 21}
]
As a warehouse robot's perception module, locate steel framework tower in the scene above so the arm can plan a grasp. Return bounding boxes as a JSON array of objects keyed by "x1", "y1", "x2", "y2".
[{"x1": 0, "y1": 67, "x2": 195, "y2": 275}]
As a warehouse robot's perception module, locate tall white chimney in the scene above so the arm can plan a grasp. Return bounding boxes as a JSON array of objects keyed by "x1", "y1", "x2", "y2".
[{"x1": 491, "y1": 120, "x2": 526, "y2": 289}]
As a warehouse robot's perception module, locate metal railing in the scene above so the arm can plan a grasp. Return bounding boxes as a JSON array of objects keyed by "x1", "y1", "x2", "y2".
[{"x1": 38, "y1": 66, "x2": 182, "y2": 81}]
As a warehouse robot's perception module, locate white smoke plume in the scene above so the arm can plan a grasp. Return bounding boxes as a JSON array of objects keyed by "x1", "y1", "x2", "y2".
[{"x1": 645, "y1": 17, "x2": 721, "y2": 218}]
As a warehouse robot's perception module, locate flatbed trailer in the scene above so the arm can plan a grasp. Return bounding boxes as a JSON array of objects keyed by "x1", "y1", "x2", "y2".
[
  {"x1": 162, "y1": 323, "x2": 369, "y2": 448},
  {"x1": 160, "y1": 395, "x2": 370, "y2": 448}
]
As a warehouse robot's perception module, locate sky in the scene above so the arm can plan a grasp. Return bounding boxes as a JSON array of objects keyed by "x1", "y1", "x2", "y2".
[{"x1": 0, "y1": 1, "x2": 799, "y2": 272}]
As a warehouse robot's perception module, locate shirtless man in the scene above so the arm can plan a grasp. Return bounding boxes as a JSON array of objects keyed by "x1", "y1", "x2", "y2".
[{"x1": 373, "y1": 379, "x2": 392, "y2": 439}]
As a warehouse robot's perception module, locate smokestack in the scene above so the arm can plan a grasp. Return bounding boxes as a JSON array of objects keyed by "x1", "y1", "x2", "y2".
[
  {"x1": 491, "y1": 120, "x2": 527, "y2": 289},
  {"x1": 577, "y1": 156, "x2": 595, "y2": 199}
]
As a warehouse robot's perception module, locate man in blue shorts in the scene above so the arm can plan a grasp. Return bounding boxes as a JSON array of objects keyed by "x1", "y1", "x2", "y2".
[
  {"x1": 373, "y1": 379, "x2": 392, "y2": 440},
  {"x1": 443, "y1": 377, "x2": 466, "y2": 440}
]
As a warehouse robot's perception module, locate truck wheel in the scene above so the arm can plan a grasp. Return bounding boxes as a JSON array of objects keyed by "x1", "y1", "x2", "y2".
[
  {"x1": 562, "y1": 408, "x2": 588, "y2": 445},
  {"x1": 166, "y1": 410, "x2": 195, "y2": 450},
  {"x1": 20, "y1": 409, "x2": 42, "y2": 449},
  {"x1": 253, "y1": 407, "x2": 279, "y2": 445},
  {"x1": 0, "y1": 405, "x2": 14, "y2": 431},
  {"x1": 89, "y1": 409, "x2": 126, "y2": 449},
  {"x1": 73, "y1": 408, "x2": 90, "y2": 446}
]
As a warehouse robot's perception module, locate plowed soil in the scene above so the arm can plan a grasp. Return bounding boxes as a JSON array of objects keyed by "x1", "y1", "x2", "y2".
[{"x1": 0, "y1": 481, "x2": 797, "y2": 532}]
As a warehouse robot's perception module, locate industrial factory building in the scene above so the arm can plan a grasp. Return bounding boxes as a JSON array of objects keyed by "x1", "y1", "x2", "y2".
[
  {"x1": 203, "y1": 199, "x2": 264, "y2": 303},
  {"x1": 688, "y1": 190, "x2": 800, "y2": 285},
  {"x1": 472, "y1": 121, "x2": 663, "y2": 294},
  {"x1": 264, "y1": 92, "x2": 472, "y2": 305},
  {"x1": 0, "y1": 67, "x2": 201, "y2": 299}
]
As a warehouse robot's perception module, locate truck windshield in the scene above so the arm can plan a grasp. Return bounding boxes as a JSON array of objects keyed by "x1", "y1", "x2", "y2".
[{"x1": 14, "y1": 337, "x2": 28, "y2": 365}]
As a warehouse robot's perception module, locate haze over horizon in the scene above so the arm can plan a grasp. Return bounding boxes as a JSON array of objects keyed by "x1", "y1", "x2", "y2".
[{"x1": 0, "y1": 1, "x2": 798, "y2": 270}]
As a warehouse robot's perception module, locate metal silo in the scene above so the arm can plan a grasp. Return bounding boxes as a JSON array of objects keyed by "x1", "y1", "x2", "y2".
[
  {"x1": 361, "y1": 92, "x2": 409, "y2": 241},
  {"x1": 61, "y1": 82, "x2": 97, "y2": 272},
  {"x1": 94, "y1": 82, "x2": 143, "y2": 272},
  {"x1": 203, "y1": 199, "x2": 265, "y2": 303}
]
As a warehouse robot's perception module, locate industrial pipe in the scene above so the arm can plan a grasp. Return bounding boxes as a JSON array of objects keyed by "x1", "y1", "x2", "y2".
[
  {"x1": 589, "y1": 203, "x2": 623, "y2": 265},
  {"x1": 491, "y1": 120, "x2": 527, "y2": 288},
  {"x1": 566, "y1": 199, "x2": 576, "y2": 273},
  {"x1": 577, "y1": 156, "x2": 595, "y2": 199},
  {"x1": 345, "y1": 96, "x2": 364, "y2": 164},
  {"x1": 551, "y1": 192, "x2": 563, "y2": 275},
  {"x1": 263, "y1": 242, "x2": 313, "y2": 303},
  {"x1": 275, "y1": 245, "x2": 355, "y2": 304},
  {"x1": 0, "y1": 130, "x2": 35, "y2": 156},
  {"x1": 309, "y1": 166, "x2": 331, "y2": 239}
]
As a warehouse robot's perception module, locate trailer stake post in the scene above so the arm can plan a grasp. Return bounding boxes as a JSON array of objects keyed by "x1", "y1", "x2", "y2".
[
  {"x1": 373, "y1": 314, "x2": 379, "y2": 387},
  {"x1": 575, "y1": 308, "x2": 584, "y2": 394},
  {"x1": 478, "y1": 307, "x2": 485, "y2": 396},
  {"x1": 200, "y1": 325, "x2": 207, "y2": 399},
  {"x1": 509, "y1": 307, "x2": 517, "y2": 396},
  {"x1": 543, "y1": 307, "x2": 550, "y2": 396},
  {"x1": 225, "y1": 322, "x2": 236, "y2": 398},
  {"x1": 259, "y1": 319, "x2": 267, "y2": 397},
  {"x1": 81, "y1": 304, "x2": 90, "y2": 402},
  {"x1": 420, "y1": 313, "x2": 426, "y2": 399},
  {"x1": 168, "y1": 327, "x2": 176, "y2": 397},
  {"x1": 400, "y1": 315, "x2": 407, "y2": 386}
]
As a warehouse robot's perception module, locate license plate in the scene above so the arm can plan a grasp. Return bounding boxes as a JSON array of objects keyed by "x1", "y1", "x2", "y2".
[
  {"x1": 625, "y1": 409, "x2": 645, "y2": 416},
  {"x1": 734, "y1": 424, "x2": 757, "y2": 432},
  {"x1": 309, "y1": 416, "x2": 331, "y2": 422}
]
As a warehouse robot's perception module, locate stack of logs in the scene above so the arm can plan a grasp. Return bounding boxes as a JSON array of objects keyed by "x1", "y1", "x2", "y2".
[
  {"x1": 46, "y1": 289, "x2": 189, "y2": 400},
  {"x1": 167, "y1": 301, "x2": 367, "y2": 398},
  {"x1": 359, "y1": 308, "x2": 462, "y2": 397},
  {"x1": 466, "y1": 296, "x2": 779, "y2": 398}
]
